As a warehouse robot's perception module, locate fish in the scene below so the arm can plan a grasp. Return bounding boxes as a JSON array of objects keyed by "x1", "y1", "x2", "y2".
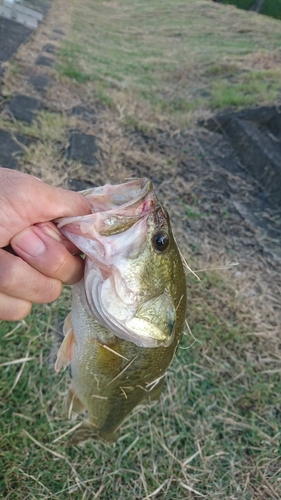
[{"x1": 55, "y1": 178, "x2": 187, "y2": 444}]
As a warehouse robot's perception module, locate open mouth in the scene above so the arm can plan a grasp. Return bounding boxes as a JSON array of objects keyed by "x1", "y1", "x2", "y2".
[
  {"x1": 81, "y1": 178, "x2": 157, "y2": 220},
  {"x1": 56, "y1": 178, "x2": 157, "y2": 238}
]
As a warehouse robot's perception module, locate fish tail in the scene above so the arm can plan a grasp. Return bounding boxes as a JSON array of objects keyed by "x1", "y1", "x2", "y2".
[{"x1": 68, "y1": 421, "x2": 119, "y2": 444}]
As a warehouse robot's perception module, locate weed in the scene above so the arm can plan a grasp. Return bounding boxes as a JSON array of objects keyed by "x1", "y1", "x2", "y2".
[
  {"x1": 210, "y1": 79, "x2": 278, "y2": 108},
  {"x1": 55, "y1": 0, "x2": 281, "y2": 124},
  {"x1": 179, "y1": 196, "x2": 206, "y2": 219}
]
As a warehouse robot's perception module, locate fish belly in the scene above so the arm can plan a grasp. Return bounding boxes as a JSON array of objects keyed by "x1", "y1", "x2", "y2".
[{"x1": 65, "y1": 282, "x2": 181, "y2": 443}]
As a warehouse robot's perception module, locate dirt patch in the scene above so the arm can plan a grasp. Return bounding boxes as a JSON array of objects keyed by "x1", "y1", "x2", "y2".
[{"x1": 200, "y1": 106, "x2": 281, "y2": 206}]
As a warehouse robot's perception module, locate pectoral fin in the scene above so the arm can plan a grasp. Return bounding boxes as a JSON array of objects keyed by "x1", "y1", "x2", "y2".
[
  {"x1": 55, "y1": 314, "x2": 75, "y2": 372},
  {"x1": 67, "y1": 381, "x2": 85, "y2": 417}
]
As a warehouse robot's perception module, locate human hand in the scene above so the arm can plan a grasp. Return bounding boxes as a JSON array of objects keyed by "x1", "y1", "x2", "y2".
[{"x1": 0, "y1": 168, "x2": 91, "y2": 321}]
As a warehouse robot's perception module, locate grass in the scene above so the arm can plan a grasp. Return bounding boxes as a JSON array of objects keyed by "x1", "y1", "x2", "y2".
[
  {"x1": 180, "y1": 200, "x2": 205, "y2": 219},
  {"x1": 1, "y1": 0, "x2": 281, "y2": 498},
  {"x1": 56, "y1": 0, "x2": 281, "y2": 125},
  {"x1": 0, "y1": 110, "x2": 76, "y2": 185},
  {"x1": 0, "y1": 111, "x2": 70, "y2": 143},
  {"x1": 210, "y1": 77, "x2": 278, "y2": 107},
  {"x1": 1, "y1": 275, "x2": 281, "y2": 499},
  {"x1": 1, "y1": 267, "x2": 281, "y2": 499}
]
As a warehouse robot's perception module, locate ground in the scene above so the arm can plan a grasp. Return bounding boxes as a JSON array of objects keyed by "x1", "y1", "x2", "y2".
[{"x1": 0, "y1": 0, "x2": 281, "y2": 499}]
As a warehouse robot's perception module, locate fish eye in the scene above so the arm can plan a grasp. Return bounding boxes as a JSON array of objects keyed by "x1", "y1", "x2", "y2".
[{"x1": 152, "y1": 231, "x2": 169, "y2": 253}]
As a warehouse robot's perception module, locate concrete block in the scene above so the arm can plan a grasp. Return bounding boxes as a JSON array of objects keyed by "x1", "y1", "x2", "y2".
[
  {"x1": 225, "y1": 117, "x2": 281, "y2": 206},
  {"x1": 14, "y1": 11, "x2": 37, "y2": 28},
  {"x1": 71, "y1": 105, "x2": 96, "y2": 123},
  {"x1": 3, "y1": 0, "x2": 15, "y2": 7},
  {"x1": 14, "y1": 4, "x2": 43, "y2": 21},
  {"x1": 8, "y1": 94, "x2": 41, "y2": 122},
  {"x1": 199, "y1": 106, "x2": 279, "y2": 133},
  {"x1": 68, "y1": 132, "x2": 99, "y2": 166},
  {"x1": 0, "y1": 129, "x2": 27, "y2": 170},
  {"x1": 42, "y1": 43, "x2": 56, "y2": 53},
  {"x1": 0, "y1": 15, "x2": 32, "y2": 64},
  {"x1": 68, "y1": 179, "x2": 95, "y2": 191},
  {"x1": 35, "y1": 55, "x2": 54, "y2": 67},
  {"x1": 0, "y1": 5, "x2": 12, "y2": 18},
  {"x1": 28, "y1": 74, "x2": 50, "y2": 91}
]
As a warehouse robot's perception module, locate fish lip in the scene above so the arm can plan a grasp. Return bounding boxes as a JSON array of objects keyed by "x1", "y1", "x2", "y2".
[
  {"x1": 55, "y1": 178, "x2": 156, "y2": 229},
  {"x1": 89, "y1": 178, "x2": 153, "y2": 214}
]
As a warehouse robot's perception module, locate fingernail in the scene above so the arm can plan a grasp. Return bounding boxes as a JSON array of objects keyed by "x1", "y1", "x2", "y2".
[
  {"x1": 14, "y1": 228, "x2": 46, "y2": 256},
  {"x1": 37, "y1": 223, "x2": 62, "y2": 242}
]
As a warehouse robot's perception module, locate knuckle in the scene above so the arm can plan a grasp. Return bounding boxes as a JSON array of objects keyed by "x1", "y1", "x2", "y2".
[
  {"x1": 0, "y1": 250, "x2": 63, "y2": 304},
  {"x1": 0, "y1": 299, "x2": 32, "y2": 321},
  {"x1": 51, "y1": 251, "x2": 69, "y2": 278},
  {"x1": 0, "y1": 256, "x2": 22, "y2": 292},
  {"x1": 14, "y1": 301, "x2": 32, "y2": 320},
  {"x1": 49, "y1": 251, "x2": 82, "y2": 284},
  {"x1": 40, "y1": 279, "x2": 62, "y2": 303}
]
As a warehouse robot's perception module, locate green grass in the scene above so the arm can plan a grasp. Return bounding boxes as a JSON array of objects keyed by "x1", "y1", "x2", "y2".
[
  {"x1": 0, "y1": 111, "x2": 69, "y2": 142},
  {"x1": 210, "y1": 78, "x2": 278, "y2": 108},
  {"x1": 1, "y1": 276, "x2": 281, "y2": 498},
  {"x1": 180, "y1": 200, "x2": 205, "y2": 219},
  {"x1": 56, "y1": 0, "x2": 281, "y2": 125}
]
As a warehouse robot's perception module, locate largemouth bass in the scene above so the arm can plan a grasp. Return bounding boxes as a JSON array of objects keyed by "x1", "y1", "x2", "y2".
[{"x1": 55, "y1": 178, "x2": 187, "y2": 443}]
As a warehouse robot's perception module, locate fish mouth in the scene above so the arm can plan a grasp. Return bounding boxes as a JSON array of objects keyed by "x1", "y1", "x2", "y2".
[
  {"x1": 56, "y1": 178, "x2": 157, "y2": 237},
  {"x1": 80, "y1": 178, "x2": 153, "y2": 213},
  {"x1": 56, "y1": 178, "x2": 174, "y2": 349}
]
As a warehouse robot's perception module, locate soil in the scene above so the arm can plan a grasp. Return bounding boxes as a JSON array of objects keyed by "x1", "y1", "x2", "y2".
[
  {"x1": 126, "y1": 123, "x2": 281, "y2": 265},
  {"x1": 125, "y1": 123, "x2": 281, "y2": 342}
]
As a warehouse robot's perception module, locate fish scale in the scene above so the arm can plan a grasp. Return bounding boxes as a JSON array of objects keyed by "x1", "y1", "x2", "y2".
[{"x1": 55, "y1": 178, "x2": 187, "y2": 443}]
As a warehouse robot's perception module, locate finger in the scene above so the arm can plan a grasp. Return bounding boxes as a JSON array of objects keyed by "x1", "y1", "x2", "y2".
[
  {"x1": 35, "y1": 221, "x2": 82, "y2": 255},
  {"x1": 0, "y1": 168, "x2": 91, "y2": 247},
  {"x1": 0, "y1": 249, "x2": 62, "y2": 303},
  {"x1": 11, "y1": 224, "x2": 85, "y2": 285},
  {"x1": 0, "y1": 291, "x2": 32, "y2": 321}
]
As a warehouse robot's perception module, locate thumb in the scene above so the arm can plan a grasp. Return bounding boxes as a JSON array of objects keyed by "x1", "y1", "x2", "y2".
[
  {"x1": 0, "y1": 169, "x2": 91, "y2": 246},
  {"x1": 27, "y1": 184, "x2": 92, "y2": 222}
]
